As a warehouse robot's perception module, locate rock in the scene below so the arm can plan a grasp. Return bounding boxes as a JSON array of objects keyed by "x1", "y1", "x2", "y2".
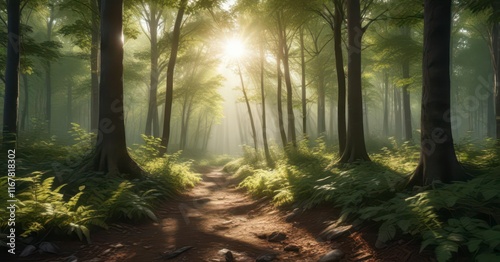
[
  {"x1": 255, "y1": 233, "x2": 268, "y2": 239},
  {"x1": 375, "y1": 240, "x2": 387, "y2": 249},
  {"x1": 318, "y1": 249, "x2": 344, "y2": 262},
  {"x1": 267, "y1": 232, "x2": 286, "y2": 242},
  {"x1": 20, "y1": 245, "x2": 37, "y2": 257},
  {"x1": 161, "y1": 246, "x2": 193, "y2": 259},
  {"x1": 319, "y1": 225, "x2": 352, "y2": 241},
  {"x1": 285, "y1": 208, "x2": 301, "y2": 222},
  {"x1": 256, "y1": 253, "x2": 277, "y2": 262},
  {"x1": 283, "y1": 244, "x2": 300, "y2": 252},
  {"x1": 39, "y1": 242, "x2": 59, "y2": 254},
  {"x1": 225, "y1": 251, "x2": 235, "y2": 262}
]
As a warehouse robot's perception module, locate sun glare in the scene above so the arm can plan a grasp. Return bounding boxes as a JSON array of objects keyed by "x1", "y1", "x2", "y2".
[{"x1": 224, "y1": 38, "x2": 246, "y2": 60}]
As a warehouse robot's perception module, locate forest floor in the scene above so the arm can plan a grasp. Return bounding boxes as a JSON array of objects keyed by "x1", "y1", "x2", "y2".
[{"x1": 16, "y1": 167, "x2": 434, "y2": 262}]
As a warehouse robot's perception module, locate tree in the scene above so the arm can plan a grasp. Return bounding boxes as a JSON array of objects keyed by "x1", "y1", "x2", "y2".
[
  {"x1": 2, "y1": 0, "x2": 20, "y2": 149},
  {"x1": 90, "y1": 0, "x2": 142, "y2": 178},
  {"x1": 161, "y1": 0, "x2": 187, "y2": 153},
  {"x1": 338, "y1": 0, "x2": 370, "y2": 163},
  {"x1": 260, "y1": 33, "x2": 272, "y2": 166},
  {"x1": 407, "y1": 0, "x2": 469, "y2": 187}
]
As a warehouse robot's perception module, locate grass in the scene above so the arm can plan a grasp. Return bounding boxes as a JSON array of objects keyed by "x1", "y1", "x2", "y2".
[{"x1": 225, "y1": 137, "x2": 500, "y2": 262}]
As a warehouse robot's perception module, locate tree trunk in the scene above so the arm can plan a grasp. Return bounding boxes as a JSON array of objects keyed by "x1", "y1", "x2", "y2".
[
  {"x1": 394, "y1": 87, "x2": 402, "y2": 140},
  {"x1": 383, "y1": 71, "x2": 389, "y2": 136},
  {"x1": 279, "y1": 14, "x2": 297, "y2": 147},
  {"x1": 145, "y1": 3, "x2": 160, "y2": 137},
  {"x1": 21, "y1": 73, "x2": 29, "y2": 131},
  {"x1": 67, "y1": 80, "x2": 73, "y2": 129},
  {"x1": 401, "y1": 26, "x2": 413, "y2": 142},
  {"x1": 46, "y1": 5, "x2": 55, "y2": 134},
  {"x1": 317, "y1": 69, "x2": 326, "y2": 136},
  {"x1": 160, "y1": 0, "x2": 186, "y2": 153},
  {"x1": 277, "y1": 30, "x2": 287, "y2": 147},
  {"x1": 334, "y1": 0, "x2": 347, "y2": 155},
  {"x1": 238, "y1": 64, "x2": 258, "y2": 150},
  {"x1": 339, "y1": 0, "x2": 370, "y2": 163},
  {"x1": 90, "y1": 0, "x2": 100, "y2": 132},
  {"x1": 260, "y1": 36, "x2": 272, "y2": 166},
  {"x1": 3, "y1": 0, "x2": 20, "y2": 149},
  {"x1": 300, "y1": 26, "x2": 307, "y2": 137},
  {"x1": 91, "y1": 0, "x2": 142, "y2": 179},
  {"x1": 407, "y1": 0, "x2": 468, "y2": 187},
  {"x1": 492, "y1": 2, "x2": 500, "y2": 140}
]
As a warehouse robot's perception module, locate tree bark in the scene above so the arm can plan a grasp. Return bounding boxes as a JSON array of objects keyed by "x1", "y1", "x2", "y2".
[
  {"x1": 339, "y1": 0, "x2": 370, "y2": 163},
  {"x1": 401, "y1": 26, "x2": 413, "y2": 142},
  {"x1": 277, "y1": 27, "x2": 287, "y2": 148},
  {"x1": 90, "y1": 0, "x2": 100, "y2": 132},
  {"x1": 383, "y1": 71, "x2": 389, "y2": 136},
  {"x1": 407, "y1": 0, "x2": 468, "y2": 187},
  {"x1": 238, "y1": 64, "x2": 258, "y2": 151},
  {"x1": 45, "y1": 4, "x2": 55, "y2": 134},
  {"x1": 317, "y1": 69, "x2": 326, "y2": 136},
  {"x1": 279, "y1": 14, "x2": 297, "y2": 147},
  {"x1": 3, "y1": 0, "x2": 20, "y2": 149},
  {"x1": 160, "y1": 0, "x2": 186, "y2": 153},
  {"x1": 300, "y1": 26, "x2": 307, "y2": 137},
  {"x1": 21, "y1": 73, "x2": 29, "y2": 131},
  {"x1": 260, "y1": 36, "x2": 272, "y2": 166},
  {"x1": 91, "y1": 0, "x2": 142, "y2": 178},
  {"x1": 145, "y1": 2, "x2": 160, "y2": 137},
  {"x1": 334, "y1": 0, "x2": 347, "y2": 155},
  {"x1": 394, "y1": 86, "x2": 402, "y2": 140}
]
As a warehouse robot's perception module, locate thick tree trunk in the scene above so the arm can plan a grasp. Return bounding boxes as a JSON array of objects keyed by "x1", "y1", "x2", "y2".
[
  {"x1": 260, "y1": 37, "x2": 272, "y2": 166},
  {"x1": 334, "y1": 0, "x2": 347, "y2": 155},
  {"x1": 90, "y1": 0, "x2": 100, "y2": 132},
  {"x1": 238, "y1": 64, "x2": 258, "y2": 150},
  {"x1": 279, "y1": 15, "x2": 297, "y2": 147},
  {"x1": 339, "y1": 0, "x2": 370, "y2": 163},
  {"x1": 92, "y1": 0, "x2": 142, "y2": 178},
  {"x1": 407, "y1": 0, "x2": 468, "y2": 187},
  {"x1": 3, "y1": 0, "x2": 20, "y2": 149},
  {"x1": 160, "y1": 0, "x2": 186, "y2": 153},
  {"x1": 300, "y1": 27, "x2": 307, "y2": 137},
  {"x1": 277, "y1": 30, "x2": 287, "y2": 147}
]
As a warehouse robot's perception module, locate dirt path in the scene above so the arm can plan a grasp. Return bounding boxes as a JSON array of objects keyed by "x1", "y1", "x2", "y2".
[
  {"x1": 14, "y1": 166, "x2": 432, "y2": 262},
  {"x1": 26, "y1": 167, "x2": 334, "y2": 261}
]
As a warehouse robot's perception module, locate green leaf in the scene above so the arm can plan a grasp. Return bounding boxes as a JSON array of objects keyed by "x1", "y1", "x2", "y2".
[
  {"x1": 476, "y1": 253, "x2": 500, "y2": 262},
  {"x1": 397, "y1": 220, "x2": 411, "y2": 232},
  {"x1": 467, "y1": 239, "x2": 482, "y2": 253},
  {"x1": 435, "y1": 241, "x2": 458, "y2": 262},
  {"x1": 377, "y1": 222, "x2": 396, "y2": 243},
  {"x1": 481, "y1": 190, "x2": 498, "y2": 201}
]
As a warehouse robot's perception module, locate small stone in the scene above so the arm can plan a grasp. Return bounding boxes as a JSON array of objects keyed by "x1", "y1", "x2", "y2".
[
  {"x1": 256, "y1": 253, "x2": 277, "y2": 262},
  {"x1": 285, "y1": 208, "x2": 301, "y2": 222},
  {"x1": 284, "y1": 244, "x2": 300, "y2": 252},
  {"x1": 267, "y1": 232, "x2": 286, "y2": 242},
  {"x1": 110, "y1": 243, "x2": 124, "y2": 248},
  {"x1": 225, "y1": 251, "x2": 235, "y2": 262},
  {"x1": 65, "y1": 255, "x2": 78, "y2": 262},
  {"x1": 318, "y1": 249, "x2": 344, "y2": 262},
  {"x1": 319, "y1": 225, "x2": 352, "y2": 241},
  {"x1": 255, "y1": 233, "x2": 268, "y2": 239}
]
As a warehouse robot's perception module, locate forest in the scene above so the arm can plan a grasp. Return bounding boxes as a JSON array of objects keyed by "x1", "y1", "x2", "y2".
[{"x1": 1, "y1": 0, "x2": 500, "y2": 261}]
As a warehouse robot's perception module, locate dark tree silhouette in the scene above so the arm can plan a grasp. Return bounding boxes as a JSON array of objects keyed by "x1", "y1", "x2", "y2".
[
  {"x1": 90, "y1": 0, "x2": 142, "y2": 178},
  {"x1": 407, "y1": 0, "x2": 469, "y2": 187},
  {"x1": 2, "y1": 0, "x2": 20, "y2": 150},
  {"x1": 339, "y1": 0, "x2": 370, "y2": 163},
  {"x1": 161, "y1": 0, "x2": 187, "y2": 153}
]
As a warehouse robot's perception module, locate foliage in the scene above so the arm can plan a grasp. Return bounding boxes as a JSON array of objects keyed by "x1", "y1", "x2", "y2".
[
  {"x1": 228, "y1": 141, "x2": 500, "y2": 261},
  {"x1": 0, "y1": 129, "x2": 200, "y2": 245}
]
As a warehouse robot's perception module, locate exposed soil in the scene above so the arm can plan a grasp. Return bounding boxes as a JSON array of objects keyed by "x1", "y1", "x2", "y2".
[{"x1": 6, "y1": 167, "x2": 435, "y2": 262}]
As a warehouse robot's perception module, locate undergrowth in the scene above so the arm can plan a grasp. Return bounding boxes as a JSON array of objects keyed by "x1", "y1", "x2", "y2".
[
  {"x1": 0, "y1": 125, "x2": 200, "y2": 248},
  {"x1": 225, "y1": 138, "x2": 500, "y2": 261}
]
